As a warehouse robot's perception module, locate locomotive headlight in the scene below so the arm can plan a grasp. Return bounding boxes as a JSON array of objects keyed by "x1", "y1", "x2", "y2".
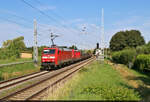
[
  {"x1": 50, "y1": 56, "x2": 55, "y2": 59},
  {"x1": 42, "y1": 56, "x2": 48, "y2": 58}
]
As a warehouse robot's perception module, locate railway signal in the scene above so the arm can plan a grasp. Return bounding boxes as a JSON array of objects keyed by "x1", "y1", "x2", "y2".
[{"x1": 97, "y1": 43, "x2": 99, "y2": 49}]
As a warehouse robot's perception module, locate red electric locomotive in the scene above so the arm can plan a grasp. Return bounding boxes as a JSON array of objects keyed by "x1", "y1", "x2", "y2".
[{"x1": 41, "y1": 46, "x2": 81, "y2": 70}]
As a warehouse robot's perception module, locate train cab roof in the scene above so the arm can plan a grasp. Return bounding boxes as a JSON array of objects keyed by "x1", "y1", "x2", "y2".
[
  {"x1": 43, "y1": 45, "x2": 79, "y2": 52},
  {"x1": 43, "y1": 47, "x2": 57, "y2": 50}
]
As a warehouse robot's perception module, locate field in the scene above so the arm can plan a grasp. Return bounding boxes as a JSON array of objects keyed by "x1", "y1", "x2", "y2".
[
  {"x1": 0, "y1": 57, "x2": 41, "y2": 81},
  {"x1": 45, "y1": 60, "x2": 141, "y2": 101},
  {"x1": 0, "y1": 58, "x2": 33, "y2": 64},
  {"x1": 0, "y1": 63, "x2": 40, "y2": 81}
]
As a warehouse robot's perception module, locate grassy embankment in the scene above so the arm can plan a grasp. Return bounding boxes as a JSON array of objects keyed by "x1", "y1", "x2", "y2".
[
  {"x1": 0, "y1": 56, "x2": 41, "y2": 81},
  {"x1": 0, "y1": 58, "x2": 32, "y2": 64},
  {"x1": 45, "y1": 61, "x2": 141, "y2": 100},
  {"x1": 114, "y1": 63, "x2": 150, "y2": 101},
  {"x1": 129, "y1": 70, "x2": 150, "y2": 101}
]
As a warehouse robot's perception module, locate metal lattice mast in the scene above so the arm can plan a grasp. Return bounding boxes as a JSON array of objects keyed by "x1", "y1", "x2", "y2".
[
  {"x1": 101, "y1": 8, "x2": 104, "y2": 60},
  {"x1": 33, "y1": 19, "x2": 38, "y2": 65}
]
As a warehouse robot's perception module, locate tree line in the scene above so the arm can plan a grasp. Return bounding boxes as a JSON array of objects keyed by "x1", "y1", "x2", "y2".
[
  {"x1": 110, "y1": 29, "x2": 150, "y2": 71},
  {"x1": 0, "y1": 36, "x2": 26, "y2": 59},
  {"x1": 0, "y1": 36, "x2": 80, "y2": 60},
  {"x1": 109, "y1": 30, "x2": 145, "y2": 51}
]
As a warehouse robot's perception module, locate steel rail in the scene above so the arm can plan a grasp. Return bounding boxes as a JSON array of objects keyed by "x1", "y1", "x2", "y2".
[
  {"x1": 27, "y1": 58, "x2": 94, "y2": 100},
  {"x1": 1, "y1": 57, "x2": 93, "y2": 100},
  {"x1": 0, "y1": 71, "x2": 40, "y2": 84},
  {"x1": 0, "y1": 71, "x2": 49, "y2": 90}
]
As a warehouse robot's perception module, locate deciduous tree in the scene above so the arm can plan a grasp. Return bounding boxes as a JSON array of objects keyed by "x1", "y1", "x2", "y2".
[{"x1": 109, "y1": 30, "x2": 145, "y2": 51}]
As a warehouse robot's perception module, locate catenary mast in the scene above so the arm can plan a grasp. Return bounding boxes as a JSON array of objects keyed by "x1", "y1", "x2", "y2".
[
  {"x1": 33, "y1": 19, "x2": 38, "y2": 65},
  {"x1": 101, "y1": 8, "x2": 104, "y2": 61}
]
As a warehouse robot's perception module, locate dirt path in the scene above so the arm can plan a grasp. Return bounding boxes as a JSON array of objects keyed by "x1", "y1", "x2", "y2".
[{"x1": 107, "y1": 61, "x2": 150, "y2": 101}]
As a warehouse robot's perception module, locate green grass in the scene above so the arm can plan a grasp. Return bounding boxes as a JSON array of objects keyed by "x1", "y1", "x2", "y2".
[
  {"x1": 0, "y1": 58, "x2": 33, "y2": 64},
  {"x1": 123, "y1": 67, "x2": 150, "y2": 101},
  {"x1": 0, "y1": 56, "x2": 41, "y2": 64},
  {"x1": 45, "y1": 61, "x2": 141, "y2": 101},
  {"x1": 0, "y1": 56, "x2": 41, "y2": 81},
  {"x1": 129, "y1": 68, "x2": 150, "y2": 79},
  {"x1": 110, "y1": 62, "x2": 150, "y2": 101},
  {"x1": 0, "y1": 61, "x2": 41, "y2": 81}
]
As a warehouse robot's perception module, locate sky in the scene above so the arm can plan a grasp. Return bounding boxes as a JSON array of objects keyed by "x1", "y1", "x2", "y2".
[{"x1": 0, "y1": 0, "x2": 150, "y2": 49}]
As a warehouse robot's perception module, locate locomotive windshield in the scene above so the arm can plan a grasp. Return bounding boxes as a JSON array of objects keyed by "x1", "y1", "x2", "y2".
[{"x1": 43, "y1": 49, "x2": 55, "y2": 54}]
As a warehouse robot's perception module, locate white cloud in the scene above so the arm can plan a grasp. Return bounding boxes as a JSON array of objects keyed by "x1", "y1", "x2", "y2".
[
  {"x1": 0, "y1": 22, "x2": 33, "y2": 47},
  {"x1": 1, "y1": 16, "x2": 150, "y2": 50},
  {"x1": 37, "y1": 22, "x2": 101, "y2": 49},
  {"x1": 107, "y1": 26, "x2": 150, "y2": 45},
  {"x1": 108, "y1": 16, "x2": 150, "y2": 44}
]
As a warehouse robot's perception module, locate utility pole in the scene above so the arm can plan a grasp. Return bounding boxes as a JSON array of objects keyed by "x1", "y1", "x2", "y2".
[
  {"x1": 33, "y1": 19, "x2": 38, "y2": 65},
  {"x1": 100, "y1": 8, "x2": 104, "y2": 61}
]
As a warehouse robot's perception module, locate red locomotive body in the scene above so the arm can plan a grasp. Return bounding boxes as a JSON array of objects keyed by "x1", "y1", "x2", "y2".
[
  {"x1": 41, "y1": 46, "x2": 81, "y2": 70},
  {"x1": 41, "y1": 47, "x2": 58, "y2": 67},
  {"x1": 74, "y1": 50, "x2": 81, "y2": 61}
]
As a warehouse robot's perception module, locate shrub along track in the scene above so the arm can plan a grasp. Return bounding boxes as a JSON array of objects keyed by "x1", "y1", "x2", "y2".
[
  {"x1": 0, "y1": 57, "x2": 94, "y2": 101},
  {"x1": 107, "y1": 60, "x2": 150, "y2": 101}
]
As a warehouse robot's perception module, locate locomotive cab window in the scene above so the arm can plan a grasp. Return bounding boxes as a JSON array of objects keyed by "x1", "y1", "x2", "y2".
[{"x1": 43, "y1": 49, "x2": 55, "y2": 54}]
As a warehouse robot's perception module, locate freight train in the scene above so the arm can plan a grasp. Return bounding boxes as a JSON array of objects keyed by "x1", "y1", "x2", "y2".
[{"x1": 40, "y1": 45, "x2": 91, "y2": 70}]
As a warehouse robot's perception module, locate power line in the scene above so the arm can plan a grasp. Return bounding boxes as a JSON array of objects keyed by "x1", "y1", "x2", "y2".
[
  {"x1": 0, "y1": 10, "x2": 33, "y2": 24},
  {"x1": 0, "y1": 16, "x2": 31, "y2": 28},
  {"x1": 21, "y1": 0, "x2": 76, "y2": 41},
  {"x1": 21, "y1": 0, "x2": 80, "y2": 35},
  {"x1": 21, "y1": 0, "x2": 92, "y2": 49},
  {"x1": 35, "y1": 0, "x2": 85, "y2": 35},
  {"x1": 34, "y1": 0, "x2": 66, "y2": 21},
  {"x1": 21, "y1": 0, "x2": 73, "y2": 32},
  {"x1": 37, "y1": 24, "x2": 65, "y2": 36},
  {"x1": 21, "y1": 0, "x2": 58, "y2": 23}
]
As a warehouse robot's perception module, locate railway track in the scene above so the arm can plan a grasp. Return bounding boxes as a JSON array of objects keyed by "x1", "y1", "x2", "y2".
[
  {"x1": 0, "y1": 71, "x2": 52, "y2": 99},
  {"x1": 0, "y1": 71, "x2": 49, "y2": 91},
  {"x1": 0, "y1": 57, "x2": 94, "y2": 101}
]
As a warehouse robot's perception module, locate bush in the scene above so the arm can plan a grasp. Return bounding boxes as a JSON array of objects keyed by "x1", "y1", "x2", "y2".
[
  {"x1": 136, "y1": 45, "x2": 150, "y2": 54},
  {"x1": 0, "y1": 36, "x2": 26, "y2": 60},
  {"x1": 0, "y1": 48, "x2": 20, "y2": 60},
  {"x1": 80, "y1": 85, "x2": 140, "y2": 100},
  {"x1": 112, "y1": 49, "x2": 136, "y2": 66},
  {"x1": 112, "y1": 51, "x2": 121, "y2": 63},
  {"x1": 133, "y1": 54, "x2": 150, "y2": 71}
]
